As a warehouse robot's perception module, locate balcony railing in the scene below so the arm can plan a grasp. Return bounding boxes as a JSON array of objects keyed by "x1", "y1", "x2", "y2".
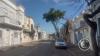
[
  {"x1": 0, "y1": 7, "x2": 8, "y2": 16},
  {"x1": 0, "y1": 7, "x2": 22, "y2": 29},
  {"x1": 0, "y1": 16, "x2": 22, "y2": 28}
]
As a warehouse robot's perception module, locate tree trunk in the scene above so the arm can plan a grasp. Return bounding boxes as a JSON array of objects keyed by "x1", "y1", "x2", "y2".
[
  {"x1": 83, "y1": 14, "x2": 99, "y2": 56},
  {"x1": 51, "y1": 22, "x2": 59, "y2": 38},
  {"x1": 91, "y1": 29, "x2": 99, "y2": 56}
]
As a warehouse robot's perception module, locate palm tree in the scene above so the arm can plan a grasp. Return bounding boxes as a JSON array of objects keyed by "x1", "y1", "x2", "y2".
[{"x1": 43, "y1": 8, "x2": 65, "y2": 38}]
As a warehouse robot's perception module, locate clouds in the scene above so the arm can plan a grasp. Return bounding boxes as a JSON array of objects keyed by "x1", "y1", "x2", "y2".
[
  {"x1": 54, "y1": 0, "x2": 74, "y2": 6},
  {"x1": 53, "y1": 0, "x2": 61, "y2": 3},
  {"x1": 42, "y1": 0, "x2": 81, "y2": 6},
  {"x1": 53, "y1": 0, "x2": 81, "y2": 5}
]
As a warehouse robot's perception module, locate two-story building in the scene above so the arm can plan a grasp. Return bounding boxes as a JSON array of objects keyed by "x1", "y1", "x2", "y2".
[
  {"x1": 22, "y1": 16, "x2": 35, "y2": 43},
  {"x1": 0, "y1": 0, "x2": 24, "y2": 47}
]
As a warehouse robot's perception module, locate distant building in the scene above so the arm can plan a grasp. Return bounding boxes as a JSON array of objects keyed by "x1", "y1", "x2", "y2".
[
  {"x1": 33, "y1": 25, "x2": 39, "y2": 41},
  {"x1": 41, "y1": 31, "x2": 49, "y2": 40},
  {"x1": 67, "y1": 20, "x2": 75, "y2": 44},
  {"x1": 60, "y1": 19, "x2": 75, "y2": 44},
  {"x1": 22, "y1": 16, "x2": 35, "y2": 43}
]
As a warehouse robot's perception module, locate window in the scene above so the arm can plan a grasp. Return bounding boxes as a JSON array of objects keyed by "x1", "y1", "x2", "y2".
[
  {"x1": 14, "y1": 32, "x2": 18, "y2": 38},
  {"x1": 0, "y1": 30, "x2": 2, "y2": 39},
  {"x1": 98, "y1": 18, "x2": 100, "y2": 35},
  {"x1": 0, "y1": 7, "x2": 8, "y2": 16},
  {"x1": 80, "y1": 21, "x2": 86, "y2": 27},
  {"x1": 18, "y1": 21, "x2": 21, "y2": 25}
]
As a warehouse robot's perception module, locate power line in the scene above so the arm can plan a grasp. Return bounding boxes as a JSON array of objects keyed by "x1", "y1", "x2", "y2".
[{"x1": 70, "y1": 0, "x2": 86, "y2": 18}]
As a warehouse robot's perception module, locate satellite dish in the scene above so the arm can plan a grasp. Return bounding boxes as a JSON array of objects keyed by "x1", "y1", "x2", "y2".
[{"x1": 78, "y1": 38, "x2": 90, "y2": 51}]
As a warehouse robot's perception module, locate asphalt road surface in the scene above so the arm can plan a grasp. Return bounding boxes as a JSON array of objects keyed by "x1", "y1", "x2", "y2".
[
  {"x1": 0, "y1": 40, "x2": 93, "y2": 56},
  {"x1": 28, "y1": 40, "x2": 68, "y2": 56}
]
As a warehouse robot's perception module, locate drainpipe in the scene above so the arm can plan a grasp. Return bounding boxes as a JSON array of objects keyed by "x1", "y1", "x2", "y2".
[{"x1": 97, "y1": 18, "x2": 100, "y2": 47}]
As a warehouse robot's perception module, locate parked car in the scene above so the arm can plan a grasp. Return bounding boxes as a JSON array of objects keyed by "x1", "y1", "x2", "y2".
[{"x1": 54, "y1": 39, "x2": 67, "y2": 49}]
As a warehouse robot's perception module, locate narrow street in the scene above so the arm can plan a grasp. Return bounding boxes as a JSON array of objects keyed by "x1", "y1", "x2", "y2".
[
  {"x1": 0, "y1": 40, "x2": 92, "y2": 56},
  {"x1": 0, "y1": 0, "x2": 100, "y2": 56}
]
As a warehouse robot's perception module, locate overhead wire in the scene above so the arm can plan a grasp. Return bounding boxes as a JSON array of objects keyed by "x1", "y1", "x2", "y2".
[{"x1": 70, "y1": 0, "x2": 86, "y2": 18}]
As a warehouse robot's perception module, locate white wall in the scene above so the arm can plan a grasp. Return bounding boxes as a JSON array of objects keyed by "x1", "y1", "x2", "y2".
[
  {"x1": 0, "y1": 28, "x2": 21, "y2": 47},
  {"x1": 0, "y1": 0, "x2": 24, "y2": 27},
  {"x1": 42, "y1": 31, "x2": 49, "y2": 40}
]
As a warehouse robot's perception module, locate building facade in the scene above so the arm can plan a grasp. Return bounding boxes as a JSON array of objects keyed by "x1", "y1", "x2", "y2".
[
  {"x1": 0, "y1": 0, "x2": 24, "y2": 47},
  {"x1": 22, "y1": 16, "x2": 35, "y2": 43},
  {"x1": 68, "y1": 20, "x2": 75, "y2": 44},
  {"x1": 81, "y1": 0, "x2": 100, "y2": 49},
  {"x1": 41, "y1": 31, "x2": 49, "y2": 40},
  {"x1": 60, "y1": 20, "x2": 75, "y2": 44},
  {"x1": 90, "y1": 0, "x2": 100, "y2": 47},
  {"x1": 33, "y1": 25, "x2": 39, "y2": 41},
  {"x1": 0, "y1": 0, "x2": 38, "y2": 48},
  {"x1": 74, "y1": 15, "x2": 93, "y2": 50}
]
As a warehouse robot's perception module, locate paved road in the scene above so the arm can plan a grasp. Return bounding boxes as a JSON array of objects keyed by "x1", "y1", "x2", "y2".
[
  {"x1": 0, "y1": 40, "x2": 93, "y2": 56},
  {"x1": 28, "y1": 41, "x2": 68, "y2": 56}
]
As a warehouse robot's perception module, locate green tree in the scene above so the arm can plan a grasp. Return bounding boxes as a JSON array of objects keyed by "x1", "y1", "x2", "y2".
[{"x1": 43, "y1": 8, "x2": 65, "y2": 38}]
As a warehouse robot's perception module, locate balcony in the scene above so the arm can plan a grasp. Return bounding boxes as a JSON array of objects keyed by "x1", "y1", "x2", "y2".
[
  {"x1": 23, "y1": 25, "x2": 31, "y2": 33},
  {"x1": 23, "y1": 28, "x2": 31, "y2": 33},
  {"x1": 23, "y1": 24, "x2": 35, "y2": 34},
  {"x1": 0, "y1": 16, "x2": 22, "y2": 30}
]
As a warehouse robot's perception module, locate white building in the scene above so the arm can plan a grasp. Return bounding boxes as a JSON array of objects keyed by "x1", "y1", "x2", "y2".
[
  {"x1": 37, "y1": 27, "x2": 42, "y2": 40},
  {"x1": 33, "y1": 25, "x2": 39, "y2": 41},
  {"x1": 22, "y1": 16, "x2": 36, "y2": 43},
  {"x1": 0, "y1": 0, "x2": 24, "y2": 47},
  {"x1": 42, "y1": 31, "x2": 49, "y2": 40},
  {"x1": 74, "y1": 15, "x2": 93, "y2": 50}
]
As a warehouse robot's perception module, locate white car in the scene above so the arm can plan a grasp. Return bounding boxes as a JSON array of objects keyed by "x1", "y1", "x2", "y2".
[{"x1": 55, "y1": 39, "x2": 67, "y2": 49}]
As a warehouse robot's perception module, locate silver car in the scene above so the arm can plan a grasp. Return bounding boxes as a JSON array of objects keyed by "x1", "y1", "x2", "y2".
[{"x1": 55, "y1": 39, "x2": 67, "y2": 49}]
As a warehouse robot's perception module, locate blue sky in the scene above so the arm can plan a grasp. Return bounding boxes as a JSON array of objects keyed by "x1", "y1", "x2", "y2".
[{"x1": 16, "y1": 0, "x2": 86, "y2": 34}]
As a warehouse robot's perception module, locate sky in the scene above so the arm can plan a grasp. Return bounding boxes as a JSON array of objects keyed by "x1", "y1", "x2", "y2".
[{"x1": 15, "y1": 0, "x2": 86, "y2": 34}]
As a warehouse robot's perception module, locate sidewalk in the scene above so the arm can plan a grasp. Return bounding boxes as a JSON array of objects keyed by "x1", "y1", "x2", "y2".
[
  {"x1": 0, "y1": 41, "x2": 40, "y2": 51},
  {"x1": 0, "y1": 41, "x2": 40, "y2": 56}
]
